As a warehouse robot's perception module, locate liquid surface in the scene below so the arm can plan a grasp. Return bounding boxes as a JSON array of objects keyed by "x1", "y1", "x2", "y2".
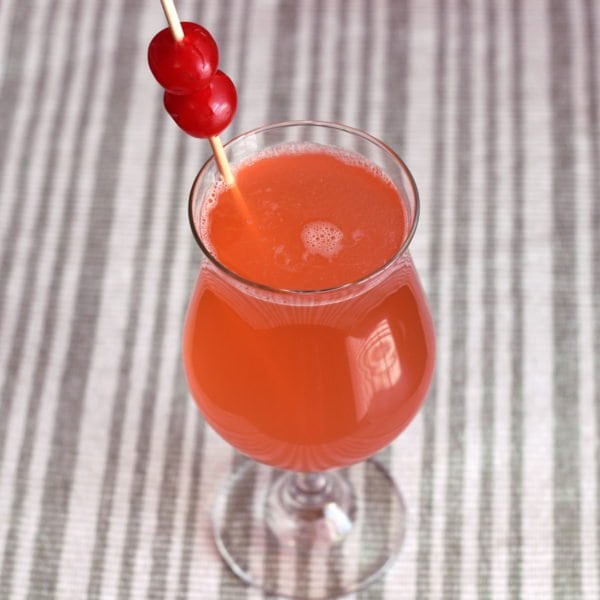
[{"x1": 202, "y1": 146, "x2": 407, "y2": 289}]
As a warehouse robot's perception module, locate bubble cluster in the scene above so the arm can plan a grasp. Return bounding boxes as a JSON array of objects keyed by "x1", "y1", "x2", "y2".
[
  {"x1": 199, "y1": 179, "x2": 229, "y2": 254},
  {"x1": 301, "y1": 221, "x2": 344, "y2": 259}
]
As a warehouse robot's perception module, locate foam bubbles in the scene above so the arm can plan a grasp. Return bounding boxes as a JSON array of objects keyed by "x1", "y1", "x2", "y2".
[
  {"x1": 199, "y1": 179, "x2": 229, "y2": 255},
  {"x1": 301, "y1": 221, "x2": 343, "y2": 259}
]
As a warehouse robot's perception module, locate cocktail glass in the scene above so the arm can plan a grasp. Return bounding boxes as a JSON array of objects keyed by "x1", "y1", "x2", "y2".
[{"x1": 184, "y1": 121, "x2": 435, "y2": 599}]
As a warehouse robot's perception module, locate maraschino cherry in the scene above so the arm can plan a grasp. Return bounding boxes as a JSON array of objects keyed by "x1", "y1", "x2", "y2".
[
  {"x1": 148, "y1": 22, "x2": 219, "y2": 95},
  {"x1": 163, "y1": 70, "x2": 237, "y2": 138},
  {"x1": 147, "y1": 19, "x2": 237, "y2": 139}
]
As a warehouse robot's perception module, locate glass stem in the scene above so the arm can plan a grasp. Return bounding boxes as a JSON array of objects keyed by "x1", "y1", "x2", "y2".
[
  {"x1": 266, "y1": 470, "x2": 355, "y2": 547},
  {"x1": 287, "y1": 473, "x2": 331, "y2": 508}
]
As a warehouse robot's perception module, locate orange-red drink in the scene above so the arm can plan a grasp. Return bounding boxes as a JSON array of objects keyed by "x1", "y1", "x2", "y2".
[{"x1": 184, "y1": 142, "x2": 435, "y2": 472}]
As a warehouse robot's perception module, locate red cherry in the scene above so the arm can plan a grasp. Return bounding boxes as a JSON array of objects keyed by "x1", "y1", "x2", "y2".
[
  {"x1": 148, "y1": 22, "x2": 219, "y2": 95},
  {"x1": 163, "y1": 70, "x2": 237, "y2": 137}
]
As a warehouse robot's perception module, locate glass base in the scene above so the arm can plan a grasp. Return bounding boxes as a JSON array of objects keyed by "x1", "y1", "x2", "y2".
[{"x1": 212, "y1": 459, "x2": 406, "y2": 599}]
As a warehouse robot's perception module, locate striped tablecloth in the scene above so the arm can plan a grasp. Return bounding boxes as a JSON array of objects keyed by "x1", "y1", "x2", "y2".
[{"x1": 0, "y1": 0, "x2": 598, "y2": 598}]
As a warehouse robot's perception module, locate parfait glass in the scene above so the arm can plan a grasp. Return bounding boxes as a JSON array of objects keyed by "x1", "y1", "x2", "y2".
[{"x1": 184, "y1": 121, "x2": 435, "y2": 599}]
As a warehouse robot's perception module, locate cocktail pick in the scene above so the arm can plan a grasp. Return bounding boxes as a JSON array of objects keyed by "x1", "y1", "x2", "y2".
[{"x1": 155, "y1": 0, "x2": 236, "y2": 186}]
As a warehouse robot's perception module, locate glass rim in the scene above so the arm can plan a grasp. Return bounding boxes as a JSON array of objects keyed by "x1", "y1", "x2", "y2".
[{"x1": 188, "y1": 120, "x2": 420, "y2": 295}]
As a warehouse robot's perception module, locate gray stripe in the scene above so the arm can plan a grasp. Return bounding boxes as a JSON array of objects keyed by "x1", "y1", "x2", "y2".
[
  {"x1": 383, "y1": 0, "x2": 410, "y2": 151},
  {"x1": 0, "y1": 0, "x2": 37, "y2": 467},
  {"x1": 294, "y1": 549, "x2": 311, "y2": 598},
  {"x1": 213, "y1": 1, "x2": 300, "y2": 598},
  {"x1": 85, "y1": 101, "x2": 165, "y2": 598},
  {"x1": 415, "y1": 1, "x2": 448, "y2": 597},
  {"x1": 224, "y1": 0, "x2": 283, "y2": 594},
  {"x1": 355, "y1": 450, "x2": 392, "y2": 600},
  {"x1": 582, "y1": 0, "x2": 600, "y2": 586},
  {"x1": 442, "y1": 0, "x2": 472, "y2": 597},
  {"x1": 329, "y1": 2, "x2": 365, "y2": 595},
  {"x1": 217, "y1": 6, "x2": 253, "y2": 596},
  {"x1": 174, "y1": 3, "x2": 222, "y2": 596},
  {"x1": 477, "y1": 2, "x2": 498, "y2": 597},
  {"x1": 216, "y1": 455, "x2": 256, "y2": 599},
  {"x1": 173, "y1": 416, "x2": 205, "y2": 599},
  {"x1": 218, "y1": 584, "x2": 251, "y2": 600},
  {"x1": 548, "y1": 1, "x2": 582, "y2": 597},
  {"x1": 211, "y1": 0, "x2": 263, "y2": 597},
  {"x1": 0, "y1": 0, "x2": 64, "y2": 411},
  {"x1": 357, "y1": 586, "x2": 380, "y2": 600},
  {"x1": 353, "y1": 2, "x2": 379, "y2": 595},
  {"x1": 148, "y1": 0, "x2": 254, "y2": 596},
  {"x1": 0, "y1": 0, "x2": 85, "y2": 594},
  {"x1": 144, "y1": 80, "x2": 204, "y2": 600},
  {"x1": 305, "y1": 1, "x2": 323, "y2": 120},
  {"x1": 0, "y1": 0, "x2": 34, "y2": 205},
  {"x1": 26, "y1": 0, "x2": 140, "y2": 595},
  {"x1": 228, "y1": 0, "x2": 253, "y2": 140},
  {"x1": 174, "y1": 2, "x2": 235, "y2": 597},
  {"x1": 357, "y1": 1, "x2": 410, "y2": 597},
  {"x1": 579, "y1": 0, "x2": 600, "y2": 586},
  {"x1": 0, "y1": 0, "x2": 59, "y2": 466},
  {"x1": 260, "y1": 473, "x2": 282, "y2": 593},
  {"x1": 356, "y1": 0, "x2": 373, "y2": 133},
  {"x1": 116, "y1": 135, "x2": 188, "y2": 600},
  {"x1": 268, "y1": 0, "x2": 300, "y2": 124},
  {"x1": 266, "y1": 1, "x2": 304, "y2": 594},
  {"x1": 509, "y1": 0, "x2": 525, "y2": 597},
  {"x1": 329, "y1": 0, "x2": 348, "y2": 134},
  {"x1": 175, "y1": 199, "x2": 207, "y2": 596}
]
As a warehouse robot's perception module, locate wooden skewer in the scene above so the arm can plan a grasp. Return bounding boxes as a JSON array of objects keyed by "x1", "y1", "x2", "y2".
[
  {"x1": 211, "y1": 138, "x2": 251, "y2": 221},
  {"x1": 160, "y1": 0, "x2": 236, "y2": 187},
  {"x1": 160, "y1": 0, "x2": 184, "y2": 41},
  {"x1": 208, "y1": 136, "x2": 235, "y2": 186}
]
